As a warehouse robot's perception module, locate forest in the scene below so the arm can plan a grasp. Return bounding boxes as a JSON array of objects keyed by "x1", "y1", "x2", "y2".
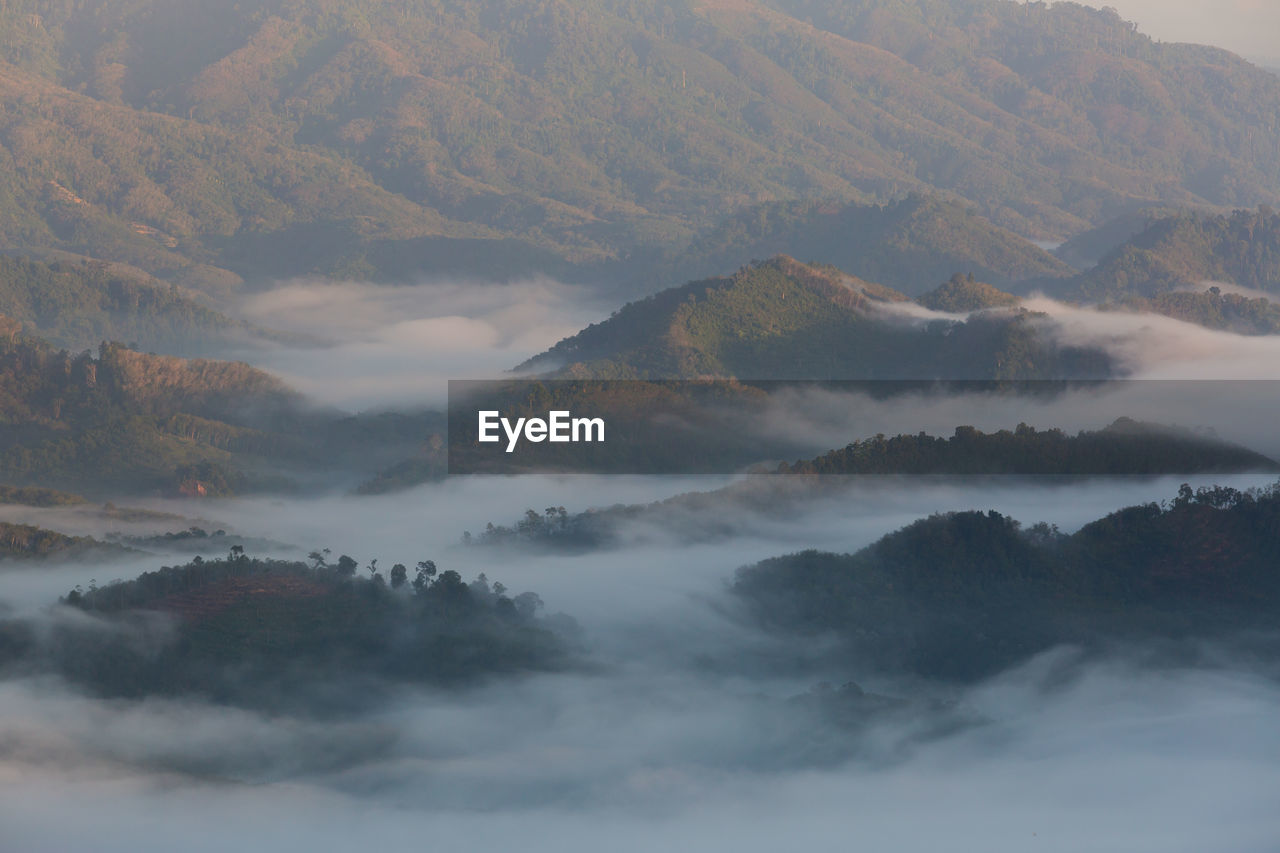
[
  {"x1": 0, "y1": 549, "x2": 571, "y2": 711},
  {"x1": 732, "y1": 481, "x2": 1280, "y2": 681},
  {"x1": 0, "y1": 0, "x2": 1278, "y2": 285}
]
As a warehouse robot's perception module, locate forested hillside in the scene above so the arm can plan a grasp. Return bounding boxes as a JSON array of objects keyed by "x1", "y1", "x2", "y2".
[
  {"x1": 522, "y1": 256, "x2": 1112, "y2": 378},
  {"x1": 1051, "y1": 207, "x2": 1280, "y2": 302},
  {"x1": 0, "y1": 325, "x2": 297, "y2": 493},
  {"x1": 469, "y1": 419, "x2": 1279, "y2": 547},
  {"x1": 0, "y1": 254, "x2": 261, "y2": 354},
  {"x1": 733, "y1": 481, "x2": 1280, "y2": 680},
  {"x1": 643, "y1": 195, "x2": 1073, "y2": 295},
  {"x1": 0, "y1": 552, "x2": 570, "y2": 709},
  {"x1": 0, "y1": 317, "x2": 448, "y2": 495},
  {"x1": 779, "y1": 418, "x2": 1279, "y2": 475},
  {"x1": 0, "y1": 0, "x2": 1278, "y2": 282},
  {"x1": 917, "y1": 273, "x2": 1020, "y2": 312}
]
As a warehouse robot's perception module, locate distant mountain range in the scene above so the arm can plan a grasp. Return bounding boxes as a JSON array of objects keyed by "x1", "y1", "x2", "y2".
[{"x1": 2, "y1": 0, "x2": 1280, "y2": 283}]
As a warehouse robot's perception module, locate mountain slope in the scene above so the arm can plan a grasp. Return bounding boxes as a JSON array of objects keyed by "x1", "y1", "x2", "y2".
[
  {"x1": 648, "y1": 195, "x2": 1073, "y2": 295},
  {"x1": 0, "y1": 325, "x2": 299, "y2": 494},
  {"x1": 0, "y1": 254, "x2": 260, "y2": 354},
  {"x1": 1051, "y1": 207, "x2": 1280, "y2": 302},
  {"x1": 1024, "y1": 207, "x2": 1280, "y2": 333},
  {"x1": 521, "y1": 256, "x2": 1112, "y2": 379},
  {"x1": 1, "y1": 0, "x2": 1280, "y2": 280},
  {"x1": 0, "y1": 317, "x2": 449, "y2": 496}
]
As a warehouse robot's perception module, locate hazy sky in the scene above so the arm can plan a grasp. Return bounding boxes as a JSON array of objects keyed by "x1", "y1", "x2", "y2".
[{"x1": 1080, "y1": 0, "x2": 1280, "y2": 64}]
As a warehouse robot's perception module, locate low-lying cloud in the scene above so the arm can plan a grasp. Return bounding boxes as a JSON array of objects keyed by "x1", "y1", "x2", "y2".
[{"x1": 232, "y1": 277, "x2": 608, "y2": 409}]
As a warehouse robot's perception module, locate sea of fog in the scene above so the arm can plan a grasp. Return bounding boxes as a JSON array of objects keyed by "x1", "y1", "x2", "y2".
[
  {"x1": 5, "y1": 277, "x2": 1280, "y2": 850},
  {"x1": 4, "y1": 475, "x2": 1280, "y2": 852}
]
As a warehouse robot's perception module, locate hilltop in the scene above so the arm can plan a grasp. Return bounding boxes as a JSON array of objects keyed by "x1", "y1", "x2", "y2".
[
  {"x1": 0, "y1": 324, "x2": 296, "y2": 494},
  {"x1": 732, "y1": 481, "x2": 1280, "y2": 681},
  {"x1": 916, "y1": 273, "x2": 1021, "y2": 312},
  {"x1": 521, "y1": 256, "x2": 1112, "y2": 379},
  {"x1": 0, "y1": 552, "x2": 571, "y2": 710},
  {"x1": 0, "y1": 520, "x2": 129, "y2": 561},
  {"x1": 0, "y1": 0, "x2": 1279, "y2": 281}
]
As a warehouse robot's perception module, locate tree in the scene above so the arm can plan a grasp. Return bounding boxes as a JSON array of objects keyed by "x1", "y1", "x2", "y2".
[
  {"x1": 412, "y1": 559, "x2": 437, "y2": 592},
  {"x1": 336, "y1": 554, "x2": 358, "y2": 577},
  {"x1": 390, "y1": 563, "x2": 408, "y2": 589},
  {"x1": 513, "y1": 591, "x2": 543, "y2": 619}
]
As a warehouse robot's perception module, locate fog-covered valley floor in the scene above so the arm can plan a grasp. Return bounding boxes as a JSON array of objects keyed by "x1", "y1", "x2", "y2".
[{"x1": 4, "y1": 473, "x2": 1280, "y2": 852}]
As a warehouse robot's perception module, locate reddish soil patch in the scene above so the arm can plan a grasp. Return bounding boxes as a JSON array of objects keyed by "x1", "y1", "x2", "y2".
[{"x1": 153, "y1": 574, "x2": 329, "y2": 621}]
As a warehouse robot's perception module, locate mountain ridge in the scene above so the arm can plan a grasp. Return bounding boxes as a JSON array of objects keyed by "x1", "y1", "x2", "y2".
[
  {"x1": 3, "y1": 0, "x2": 1280, "y2": 283},
  {"x1": 521, "y1": 255, "x2": 1112, "y2": 379}
]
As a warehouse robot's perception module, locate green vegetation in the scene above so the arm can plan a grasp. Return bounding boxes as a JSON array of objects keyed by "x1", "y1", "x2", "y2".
[
  {"x1": 646, "y1": 195, "x2": 1073, "y2": 295},
  {"x1": 22, "y1": 550, "x2": 571, "y2": 708},
  {"x1": 0, "y1": 483, "x2": 85, "y2": 506},
  {"x1": 0, "y1": 255, "x2": 254, "y2": 354},
  {"x1": 0, "y1": 0, "x2": 1276, "y2": 281},
  {"x1": 779, "y1": 418, "x2": 1279, "y2": 475},
  {"x1": 0, "y1": 520, "x2": 126, "y2": 560},
  {"x1": 523, "y1": 256, "x2": 1113, "y2": 379},
  {"x1": 0, "y1": 317, "x2": 453, "y2": 495},
  {"x1": 917, "y1": 273, "x2": 1020, "y2": 312},
  {"x1": 1055, "y1": 207, "x2": 1280, "y2": 303},
  {"x1": 1105, "y1": 287, "x2": 1280, "y2": 335},
  {"x1": 1052, "y1": 206, "x2": 1182, "y2": 270},
  {"x1": 732, "y1": 481, "x2": 1280, "y2": 681},
  {"x1": 1022, "y1": 206, "x2": 1280, "y2": 332},
  {"x1": 0, "y1": 325, "x2": 297, "y2": 494},
  {"x1": 102, "y1": 526, "x2": 290, "y2": 556},
  {"x1": 471, "y1": 418, "x2": 1279, "y2": 549}
]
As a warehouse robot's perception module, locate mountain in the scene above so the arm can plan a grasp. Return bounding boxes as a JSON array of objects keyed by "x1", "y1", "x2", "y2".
[
  {"x1": 1, "y1": 0, "x2": 1280, "y2": 281},
  {"x1": 732, "y1": 481, "x2": 1280, "y2": 681},
  {"x1": 521, "y1": 256, "x2": 1113, "y2": 379},
  {"x1": 644, "y1": 195, "x2": 1073, "y2": 295},
  {"x1": 916, "y1": 272, "x2": 1020, "y2": 312},
  {"x1": 0, "y1": 483, "x2": 84, "y2": 506}
]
